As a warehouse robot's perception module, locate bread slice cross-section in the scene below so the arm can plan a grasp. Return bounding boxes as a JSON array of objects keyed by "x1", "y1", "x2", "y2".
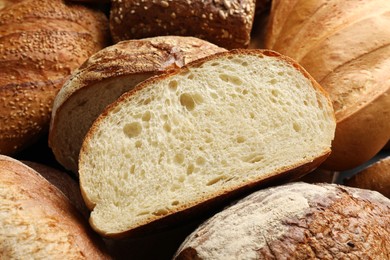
[{"x1": 79, "y1": 49, "x2": 336, "y2": 238}]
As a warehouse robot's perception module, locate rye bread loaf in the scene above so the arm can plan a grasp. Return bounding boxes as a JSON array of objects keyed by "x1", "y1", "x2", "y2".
[
  {"x1": 49, "y1": 36, "x2": 226, "y2": 174},
  {"x1": 174, "y1": 182, "x2": 390, "y2": 259},
  {"x1": 78, "y1": 49, "x2": 336, "y2": 238},
  {"x1": 344, "y1": 156, "x2": 390, "y2": 198},
  {"x1": 109, "y1": 0, "x2": 256, "y2": 49},
  {"x1": 0, "y1": 0, "x2": 109, "y2": 156},
  {"x1": 0, "y1": 155, "x2": 110, "y2": 259},
  {"x1": 264, "y1": 0, "x2": 390, "y2": 171}
]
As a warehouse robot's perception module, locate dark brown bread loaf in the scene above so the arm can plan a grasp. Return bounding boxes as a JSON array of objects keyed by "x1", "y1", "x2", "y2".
[
  {"x1": 0, "y1": 0, "x2": 110, "y2": 155},
  {"x1": 109, "y1": 0, "x2": 256, "y2": 49},
  {"x1": 0, "y1": 155, "x2": 110, "y2": 259},
  {"x1": 174, "y1": 182, "x2": 390, "y2": 259}
]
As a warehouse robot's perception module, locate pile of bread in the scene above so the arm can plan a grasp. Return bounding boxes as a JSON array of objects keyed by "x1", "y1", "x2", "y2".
[{"x1": 1, "y1": 0, "x2": 389, "y2": 259}]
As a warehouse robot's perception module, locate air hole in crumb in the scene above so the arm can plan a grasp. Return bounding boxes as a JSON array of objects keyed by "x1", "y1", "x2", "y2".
[
  {"x1": 142, "y1": 111, "x2": 151, "y2": 121},
  {"x1": 174, "y1": 153, "x2": 185, "y2": 164},
  {"x1": 249, "y1": 112, "x2": 255, "y2": 119},
  {"x1": 130, "y1": 165, "x2": 135, "y2": 174},
  {"x1": 211, "y1": 92, "x2": 218, "y2": 99},
  {"x1": 171, "y1": 200, "x2": 180, "y2": 206},
  {"x1": 169, "y1": 80, "x2": 178, "y2": 91},
  {"x1": 163, "y1": 122, "x2": 171, "y2": 132},
  {"x1": 135, "y1": 140, "x2": 142, "y2": 148},
  {"x1": 207, "y1": 176, "x2": 224, "y2": 186},
  {"x1": 219, "y1": 74, "x2": 242, "y2": 85},
  {"x1": 137, "y1": 211, "x2": 150, "y2": 216},
  {"x1": 123, "y1": 122, "x2": 142, "y2": 138},
  {"x1": 211, "y1": 62, "x2": 220, "y2": 66},
  {"x1": 242, "y1": 154, "x2": 264, "y2": 163},
  {"x1": 278, "y1": 71, "x2": 284, "y2": 76},
  {"x1": 205, "y1": 137, "x2": 213, "y2": 143},
  {"x1": 188, "y1": 74, "x2": 195, "y2": 79},
  {"x1": 271, "y1": 89, "x2": 279, "y2": 97},
  {"x1": 242, "y1": 61, "x2": 249, "y2": 66},
  {"x1": 143, "y1": 98, "x2": 152, "y2": 105},
  {"x1": 196, "y1": 157, "x2": 206, "y2": 165},
  {"x1": 304, "y1": 100, "x2": 308, "y2": 106},
  {"x1": 187, "y1": 164, "x2": 195, "y2": 174},
  {"x1": 180, "y1": 93, "x2": 203, "y2": 111},
  {"x1": 269, "y1": 78, "x2": 278, "y2": 85},
  {"x1": 236, "y1": 136, "x2": 246, "y2": 143},
  {"x1": 293, "y1": 122, "x2": 301, "y2": 132},
  {"x1": 153, "y1": 209, "x2": 168, "y2": 216}
]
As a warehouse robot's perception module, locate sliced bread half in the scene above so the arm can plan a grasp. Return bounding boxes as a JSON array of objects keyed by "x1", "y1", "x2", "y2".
[{"x1": 79, "y1": 49, "x2": 336, "y2": 238}]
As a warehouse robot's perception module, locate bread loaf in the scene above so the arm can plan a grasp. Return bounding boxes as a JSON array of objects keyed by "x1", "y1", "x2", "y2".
[
  {"x1": 174, "y1": 182, "x2": 390, "y2": 259},
  {"x1": 109, "y1": 0, "x2": 256, "y2": 49},
  {"x1": 49, "y1": 36, "x2": 225, "y2": 174},
  {"x1": 0, "y1": 155, "x2": 110, "y2": 259},
  {"x1": 0, "y1": 0, "x2": 109, "y2": 155},
  {"x1": 78, "y1": 49, "x2": 336, "y2": 237},
  {"x1": 265, "y1": 0, "x2": 390, "y2": 171},
  {"x1": 344, "y1": 156, "x2": 390, "y2": 198}
]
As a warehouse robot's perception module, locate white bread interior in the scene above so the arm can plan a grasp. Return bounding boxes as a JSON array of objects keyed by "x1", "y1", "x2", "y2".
[{"x1": 79, "y1": 49, "x2": 336, "y2": 237}]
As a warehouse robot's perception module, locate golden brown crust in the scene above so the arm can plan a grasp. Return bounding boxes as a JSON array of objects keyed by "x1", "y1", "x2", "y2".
[
  {"x1": 109, "y1": 0, "x2": 256, "y2": 49},
  {"x1": 0, "y1": 0, "x2": 109, "y2": 155},
  {"x1": 344, "y1": 156, "x2": 390, "y2": 198},
  {"x1": 0, "y1": 155, "x2": 110, "y2": 259}
]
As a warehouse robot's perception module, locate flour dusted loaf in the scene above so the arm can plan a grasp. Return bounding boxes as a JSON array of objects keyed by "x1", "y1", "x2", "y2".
[
  {"x1": 174, "y1": 182, "x2": 390, "y2": 259},
  {"x1": 0, "y1": 0, "x2": 109, "y2": 155},
  {"x1": 0, "y1": 155, "x2": 110, "y2": 259},
  {"x1": 49, "y1": 36, "x2": 225, "y2": 174},
  {"x1": 109, "y1": 0, "x2": 256, "y2": 49},
  {"x1": 344, "y1": 156, "x2": 390, "y2": 199},
  {"x1": 265, "y1": 0, "x2": 390, "y2": 171},
  {"x1": 79, "y1": 49, "x2": 336, "y2": 237}
]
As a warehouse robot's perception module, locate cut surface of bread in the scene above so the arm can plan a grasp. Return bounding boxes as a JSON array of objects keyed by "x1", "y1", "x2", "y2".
[
  {"x1": 49, "y1": 36, "x2": 225, "y2": 174},
  {"x1": 79, "y1": 49, "x2": 336, "y2": 237}
]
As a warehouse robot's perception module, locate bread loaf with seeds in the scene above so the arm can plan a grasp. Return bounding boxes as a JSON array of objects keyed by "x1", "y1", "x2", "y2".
[
  {"x1": 79, "y1": 49, "x2": 336, "y2": 238},
  {"x1": 109, "y1": 0, "x2": 256, "y2": 49},
  {"x1": 0, "y1": 155, "x2": 110, "y2": 259},
  {"x1": 174, "y1": 182, "x2": 390, "y2": 259},
  {"x1": 49, "y1": 36, "x2": 225, "y2": 174},
  {"x1": 0, "y1": 0, "x2": 109, "y2": 155}
]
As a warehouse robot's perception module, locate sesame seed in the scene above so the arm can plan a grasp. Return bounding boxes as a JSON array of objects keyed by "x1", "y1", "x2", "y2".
[{"x1": 161, "y1": 1, "x2": 169, "y2": 7}]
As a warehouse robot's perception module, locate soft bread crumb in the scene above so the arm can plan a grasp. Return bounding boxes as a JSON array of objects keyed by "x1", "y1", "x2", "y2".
[{"x1": 79, "y1": 50, "x2": 336, "y2": 236}]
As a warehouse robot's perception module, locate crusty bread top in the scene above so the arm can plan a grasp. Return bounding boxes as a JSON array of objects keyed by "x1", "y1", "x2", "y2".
[
  {"x1": 79, "y1": 49, "x2": 335, "y2": 237},
  {"x1": 49, "y1": 36, "x2": 226, "y2": 174},
  {"x1": 0, "y1": 155, "x2": 110, "y2": 259},
  {"x1": 174, "y1": 182, "x2": 390, "y2": 259}
]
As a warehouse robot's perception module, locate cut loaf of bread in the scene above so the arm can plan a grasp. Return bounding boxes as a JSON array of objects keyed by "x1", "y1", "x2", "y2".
[
  {"x1": 79, "y1": 49, "x2": 336, "y2": 237},
  {"x1": 49, "y1": 36, "x2": 225, "y2": 174},
  {"x1": 174, "y1": 182, "x2": 390, "y2": 259},
  {"x1": 0, "y1": 155, "x2": 110, "y2": 259}
]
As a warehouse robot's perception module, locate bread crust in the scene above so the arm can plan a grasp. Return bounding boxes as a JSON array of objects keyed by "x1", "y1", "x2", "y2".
[
  {"x1": 0, "y1": 155, "x2": 110, "y2": 259},
  {"x1": 174, "y1": 183, "x2": 390, "y2": 259},
  {"x1": 49, "y1": 36, "x2": 226, "y2": 174},
  {"x1": 0, "y1": 0, "x2": 109, "y2": 155},
  {"x1": 109, "y1": 0, "x2": 256, "y2": 49}
]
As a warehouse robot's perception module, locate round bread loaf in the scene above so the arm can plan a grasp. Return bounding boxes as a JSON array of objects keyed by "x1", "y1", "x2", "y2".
[
  {"x1": 264, "y1": 0, "x2": 390, "y2": 171},
  {"x1": 344, "y1": 156, "x2": 390, "y2": 198},
  {"x1": 109, "y1": 0, "x2": 256, "y2": 49},
  {"x1": 174, "y1": 182, "x2": 390, "y2": 259},
  {"x1": 0, "y1": 155, "x2": 110, "y2": 259},
  {"x1": 0, "y1": 0, "x2": 109, "y2": 155},
  {"x1": 49, "y1": 36, "x2": 226, "y2": 174}
]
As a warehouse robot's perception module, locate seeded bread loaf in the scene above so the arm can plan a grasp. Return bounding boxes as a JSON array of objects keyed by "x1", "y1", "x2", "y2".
[
  {"x1": 109, "y1": 0, "x2": 256, "y2": 49},
  {"x1": 265, "y1": 0, "x2": 390, "y2": 171},
  {"x1": 344, "y1": 156, "x2": 390, "y2": 198},
  {"x1": 0, "y1": 0, "x2": 109, "y2": 155},
  {"x1": 0, "y1": 155, "x2": 110, "y2": 259},
  {"x1": 174, "y1": 182, "x2": 390, "y2": 259},
  {"x1": 79, "y1": 49, "x2": 336, "y2": 238},
  {"x1": 49, "y1": 36, "x2": 225, "y2": 174}
]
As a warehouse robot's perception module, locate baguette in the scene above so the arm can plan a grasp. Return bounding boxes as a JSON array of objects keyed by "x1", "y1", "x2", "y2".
[
  {"x1": 79, "y1": 49, "x2": 336, "y2": 237},
  {"x1": 49, "y1": 36, "x2": 226, "y2": 174},
  {"x1": 0, "y1": 0, "x2": 109, "y2": 155},
  {"x1": 174, "y1": 182, "x2": 390, "y2": 259},
  {"x1": 265, "y1": 0, "x2": 390, "y2": 170},
  {"x1": 0, "y1": 155, "x2": 110, "y2": 259}
]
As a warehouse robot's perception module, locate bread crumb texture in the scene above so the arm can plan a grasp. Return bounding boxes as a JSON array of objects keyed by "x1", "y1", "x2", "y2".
[
  {"x1": 79, "y1": 50, "x2": 335, "y2": 235},
  {"x1": 174, "y1": 183, "x2": 390, "y2": 259}
]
